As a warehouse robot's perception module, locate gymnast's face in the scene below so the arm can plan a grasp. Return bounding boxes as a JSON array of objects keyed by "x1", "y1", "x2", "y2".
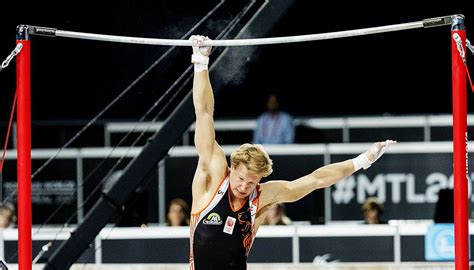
[{"x1": 229, "y1": 163, "x2": 261, "y2": 199}]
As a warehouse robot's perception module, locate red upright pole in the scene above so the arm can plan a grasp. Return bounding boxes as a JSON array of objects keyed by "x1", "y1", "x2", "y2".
[
  {"x1": 451, "y1": 15, "x2": 468, "y2": 270},
  {"x1": 16, "y1": 25, "x2": 32, "y2": 270}
]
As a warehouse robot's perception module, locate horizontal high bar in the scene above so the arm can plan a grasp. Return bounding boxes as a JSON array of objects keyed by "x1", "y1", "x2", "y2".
[{"x1": 21, "y1": 15, "x2": 458, "y2": 46}]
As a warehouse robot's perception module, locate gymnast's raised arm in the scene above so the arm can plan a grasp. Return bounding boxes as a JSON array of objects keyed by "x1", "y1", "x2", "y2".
[{"x1": 190, "y1": 35, "x2": 227, "y2": 201}]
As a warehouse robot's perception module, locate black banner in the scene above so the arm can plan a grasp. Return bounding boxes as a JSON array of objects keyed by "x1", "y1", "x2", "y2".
[{"x1": 330, "y1": 153, "x2": 474, "y2": 221}]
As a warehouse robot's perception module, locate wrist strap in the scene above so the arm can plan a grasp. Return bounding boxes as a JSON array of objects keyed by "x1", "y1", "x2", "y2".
[
  {"x1": 191, "y1": 54, "x2": 209, "y2": 72},
  {"x1": 191, "y1": 54, "x2": 209, "y2": 65},
  {"x1": 352, "y1": 153, "x2": 372, "y2": 171}
]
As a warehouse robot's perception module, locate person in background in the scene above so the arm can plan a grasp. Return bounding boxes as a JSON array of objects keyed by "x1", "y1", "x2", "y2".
[
  {"x1": 0, "y1": 202, "x2": 16, "y2": 229},
  {"x1": 262, "y1": 202, "x2": 292, "y2": 225},
  {"x1": 362, "y1": 197, "x2": 386, "y2": 224},
  {"x1": 167, "y1": 198, "x2": 190, "y2": 226},
  {"x1": 253, "y1": 93, "x2": 295, "y2": 144}
]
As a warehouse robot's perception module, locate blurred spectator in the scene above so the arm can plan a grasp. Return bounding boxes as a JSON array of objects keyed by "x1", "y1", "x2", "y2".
[
  {"x1": 361, "y1": 197, "x2": 386, "y2": 224},
  {"x1": 167, "y1": 198, "x2": 190, "y2": 226},
  {"x1": 253, "y1": 93, "x2": 295, "y2": 144},
  {"x1": 263, "y1": 202, "x2": 292, "y2": 225},
  {"x1": 0, "y1": 201, "x2": 16, "y2": 229}
]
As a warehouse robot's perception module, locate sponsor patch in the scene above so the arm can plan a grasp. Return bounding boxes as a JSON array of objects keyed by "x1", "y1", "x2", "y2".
[
  {"x1": 223, "y1": 216, "x2": 236, "y2": 235},
  {"x1": 203, "y1": 212, "x2": 223, "y2": 225}
]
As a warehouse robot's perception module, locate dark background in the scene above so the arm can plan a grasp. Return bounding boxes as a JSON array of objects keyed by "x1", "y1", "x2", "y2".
[
  {"x1": 0, "y1": 0, "x2": 472, "y2": 126},
  {"x1": 0, "y1": 0, "x2": 471, "y2": 231}
]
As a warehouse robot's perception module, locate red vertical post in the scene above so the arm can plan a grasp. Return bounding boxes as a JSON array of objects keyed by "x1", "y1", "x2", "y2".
[
  {"x1": 16, "y1": 25, "x2": 32, "y2": 270},
  {"x1": 451, "y1": 15, "x2": 468, "y2": 270}
]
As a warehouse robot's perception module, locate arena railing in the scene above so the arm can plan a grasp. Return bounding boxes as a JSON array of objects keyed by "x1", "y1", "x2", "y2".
[
  {"x1": 103, "y1": 114, "x2": 474, "y2": 146},
  {"x1": 0, "y1": 221, "x2": 469, "y2": 265}
]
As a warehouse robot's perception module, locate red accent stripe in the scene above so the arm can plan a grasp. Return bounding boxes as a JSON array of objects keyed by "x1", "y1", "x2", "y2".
[
  {"x1": 464, "y1": 62, "x2": 474, "y2": 92},
  {"x1": 0, "y1": 91, "x2": 17, "y2": 172}
]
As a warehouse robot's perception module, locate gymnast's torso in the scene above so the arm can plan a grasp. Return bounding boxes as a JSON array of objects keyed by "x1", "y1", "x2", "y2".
[{"x1": 189, "y1": 175, "x2": 260, "y2": 270}]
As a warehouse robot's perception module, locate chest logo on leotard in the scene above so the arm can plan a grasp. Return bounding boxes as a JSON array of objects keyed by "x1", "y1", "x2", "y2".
[{"x1": 203, "y1": 212, "x2": 223, "y2": 225}]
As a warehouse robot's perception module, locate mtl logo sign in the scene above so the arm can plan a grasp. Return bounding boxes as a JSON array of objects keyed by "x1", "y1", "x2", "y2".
[{"x1": 332, "y1": 172, "x2": 474, "y2": 204}]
